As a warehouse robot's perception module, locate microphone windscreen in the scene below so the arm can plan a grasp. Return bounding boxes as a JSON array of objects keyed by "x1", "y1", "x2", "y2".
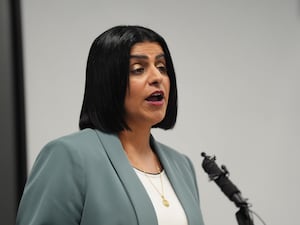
[{"x1": 202, "y1": 155, "x2": 240, "y2": 201}]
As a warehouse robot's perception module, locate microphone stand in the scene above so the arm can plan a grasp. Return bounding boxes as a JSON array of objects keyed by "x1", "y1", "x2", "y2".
[
  {"x1": 236, "y1": 206, "x2": 253, "y2": 225},
  {"x1": 201, "y1": 153, "x2": 254, "y2": 225},
  {"x1": 233, "y1": 191, "x2": 254, "y2": 225}
]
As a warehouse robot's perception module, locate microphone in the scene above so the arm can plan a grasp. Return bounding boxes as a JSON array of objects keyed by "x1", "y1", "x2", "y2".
[{"x1": 201, "y1": 152, "x2": 248, "y2": 208}]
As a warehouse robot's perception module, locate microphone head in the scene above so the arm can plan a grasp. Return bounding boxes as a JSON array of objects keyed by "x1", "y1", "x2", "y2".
[
  {"x1": 201, "y1": 154, "x2": 223, "y2": 177},
  {"x1": 201, "y1": 152, "x2": 207, "y2": 157},
  {"x1": 201, "y1": 153, "x2": 242, "y2": 204}
]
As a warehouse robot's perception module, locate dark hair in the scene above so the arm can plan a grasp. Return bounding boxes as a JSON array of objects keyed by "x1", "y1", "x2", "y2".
[{"x1": 79, "y1": 25, "x2": 178, "y2": 133}]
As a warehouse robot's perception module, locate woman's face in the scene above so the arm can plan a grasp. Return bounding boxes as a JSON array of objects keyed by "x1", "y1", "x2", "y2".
[{"x1": 123, "y1": 42, "x2": 170, "y2": 130}]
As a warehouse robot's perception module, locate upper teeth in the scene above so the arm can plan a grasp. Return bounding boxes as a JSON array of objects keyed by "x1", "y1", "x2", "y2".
[{"x1": 152, "y1": 93, "x2": 161, "y2": 96}]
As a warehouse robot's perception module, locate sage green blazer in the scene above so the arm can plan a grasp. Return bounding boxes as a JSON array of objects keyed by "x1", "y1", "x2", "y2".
[{"x1": 16, "y1": 128, "x2": 205, "y2": 225}]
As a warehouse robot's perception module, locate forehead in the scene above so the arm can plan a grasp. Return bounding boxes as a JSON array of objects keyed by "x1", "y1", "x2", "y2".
[{"x1": 130, "y1": 42, "x2": 164, "y2": 56}]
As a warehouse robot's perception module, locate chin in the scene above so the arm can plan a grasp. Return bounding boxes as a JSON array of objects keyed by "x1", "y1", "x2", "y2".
[
  {"x1": 151, "y1": 115, "x2": 165, "y2": 125},
  {"x1": 141, "y1": 111, "x2": 166, "y2": 127}
]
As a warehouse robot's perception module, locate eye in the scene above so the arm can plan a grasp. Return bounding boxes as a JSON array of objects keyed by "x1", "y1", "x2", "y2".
[
  {"x1": 156, "y1": 63, "x2": 167, "y2": 74},
  {"x1": 130, "y1": 64, "x2": 144, "y2": 75}
]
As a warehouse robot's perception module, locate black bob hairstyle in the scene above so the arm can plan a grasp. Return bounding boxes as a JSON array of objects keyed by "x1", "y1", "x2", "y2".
[{"x1": 79, "y1": 25, "x2": 178, "y2": 133}]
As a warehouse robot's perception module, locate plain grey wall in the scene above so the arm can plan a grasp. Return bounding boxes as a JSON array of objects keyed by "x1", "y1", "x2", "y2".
[{"x1": 21, "y1": 0, "x2": 300, "y2": 224}]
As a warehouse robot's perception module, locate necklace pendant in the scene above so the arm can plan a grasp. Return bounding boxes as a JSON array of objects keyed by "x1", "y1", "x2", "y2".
[{"x1": 162, "y1": 196, "x2": 170, "y2": 207}]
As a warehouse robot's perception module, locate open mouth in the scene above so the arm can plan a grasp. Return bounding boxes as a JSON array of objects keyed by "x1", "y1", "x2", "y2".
[{"x1": 146, "y1": 91, "x2": 164, "y2": 102}]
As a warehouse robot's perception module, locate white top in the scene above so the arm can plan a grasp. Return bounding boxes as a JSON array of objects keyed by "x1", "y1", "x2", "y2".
[{"x1": 134, "y1": 168, "x2": 188, "y2": 225}]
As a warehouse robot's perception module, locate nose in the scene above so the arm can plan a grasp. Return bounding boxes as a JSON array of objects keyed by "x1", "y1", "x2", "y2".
[{"x1": 149, "y1": 66, "x2": 163, "y2": 86}]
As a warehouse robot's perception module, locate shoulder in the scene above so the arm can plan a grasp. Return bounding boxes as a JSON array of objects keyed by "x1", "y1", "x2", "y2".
[
  {"x1": 151, "y1": 136, "x2": 197, "y2": 180},
  {"x1": 152, "y1": 136, "x2": 200, "y2": 200},
  {"x1": 41, "y1": 128, "x2": 102, "y2": 154},
  {"x1": 153, "y1": 138, "x2": 192, "y2": 166},
  {"x1": 33, "y1": 129, "x2": 103, "y2": 169},
  {"x1": 28, "y1": 129, "x2": 109, "y2": 191},
  {"x1": 45, "y1": 128, "x2": 98, "y2": 149},
  {"x1": 18, "y1": 131, "x2": 97, "y2": 224}
]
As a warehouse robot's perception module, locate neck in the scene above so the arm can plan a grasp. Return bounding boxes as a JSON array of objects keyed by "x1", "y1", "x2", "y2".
[
  {"x1": 118, "y1": 127, "x2": 151, "y2": 155},
  {"x1": 118, "y1": 127, "x2": 161, "y2": 173}
]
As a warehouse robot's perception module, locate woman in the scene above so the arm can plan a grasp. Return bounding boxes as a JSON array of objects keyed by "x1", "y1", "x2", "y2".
[{"x1": 16, "y1": 25, "x2": 205, "y2": 225}]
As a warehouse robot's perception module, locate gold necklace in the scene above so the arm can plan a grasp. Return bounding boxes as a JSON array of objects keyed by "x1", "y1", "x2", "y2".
[{"x1": 142, "y1": 167, "x2": 170, "y2": 207}]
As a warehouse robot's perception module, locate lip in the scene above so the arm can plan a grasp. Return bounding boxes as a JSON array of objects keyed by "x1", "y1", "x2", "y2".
[
  {"x1": 145, "y1": 90, "x2": 165, "y2": 106},
  {"x1": 146, "y1": 90, "x2": 165, "y2": 99}
]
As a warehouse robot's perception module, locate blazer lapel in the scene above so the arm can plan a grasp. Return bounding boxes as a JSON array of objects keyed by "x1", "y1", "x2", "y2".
[
  {"x1": 94, "y1": 130, "x2": 158, "y2": 225},
  {"x1": 151, "y1": 135, "x2": 199, "y2": 225}
]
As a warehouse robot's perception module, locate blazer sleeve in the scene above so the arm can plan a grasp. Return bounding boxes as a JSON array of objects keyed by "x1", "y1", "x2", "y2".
[{"x1": 16, "y1": 139, "x2": 85, "y2": 225}]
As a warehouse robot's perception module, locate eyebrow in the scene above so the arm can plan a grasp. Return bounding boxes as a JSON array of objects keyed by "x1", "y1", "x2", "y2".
[{"x1": 130, "y1": 53, "x2": 165, "y2": 60}]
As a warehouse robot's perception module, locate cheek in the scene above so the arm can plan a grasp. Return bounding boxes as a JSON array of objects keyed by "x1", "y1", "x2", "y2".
[
  {"x1": 126, "y1": 83, "x2": 141, "y2": 101},
  {"x1": 124, "y1": 81, "x2": 142, "y2": 106}
]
